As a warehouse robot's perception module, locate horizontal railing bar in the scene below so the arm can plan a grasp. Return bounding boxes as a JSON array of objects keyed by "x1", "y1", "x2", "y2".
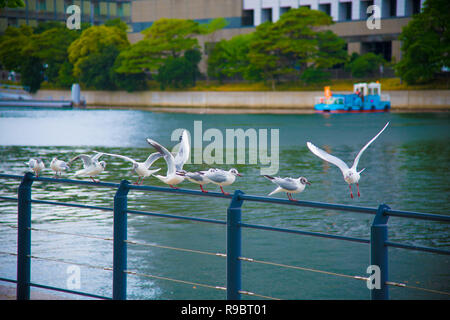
[
  {"x1": 0, "y1": 196, "x2": 18, "y2": 202},
  {"x1": 126, "y1": 209, "x2": 227, "y2": 225},
  {"x1": 0, "y1": 173, "x2": 120, "y2": 188},
  {"x1": 385, "y1": 209, "x2": 450, "y2": 222},
  {"x1": 30, "y1": 199, "x2": 113, "y2": 212},
  {"x1": 239, "y1": 222, "x2": 370, "y2": 244},
  {"x1": 128, "y1": 184, "x2": 233, "y2": 199},
  {"x1": 28, "y1": 282, "x2": 111, "y2": 300},
  {"x1": 238, "y1": 194, "x2": 378, "y2": 215},
  {"x1": 385, "y1": 241, "x2": 450, "y2": 255},
  {"x1": 0, "y1": 277, "x2": 17, "y2": 284}
]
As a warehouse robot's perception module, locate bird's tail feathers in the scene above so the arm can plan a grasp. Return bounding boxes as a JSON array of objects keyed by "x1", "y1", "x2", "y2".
[{"x1": 263, "y1": 175, "x2": 274, "y2": 180}]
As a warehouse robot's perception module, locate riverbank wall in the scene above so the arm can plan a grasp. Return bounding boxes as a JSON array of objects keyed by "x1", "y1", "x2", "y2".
[{"x1": 32, "y1": 89, "x2": 450, "y2": 112}]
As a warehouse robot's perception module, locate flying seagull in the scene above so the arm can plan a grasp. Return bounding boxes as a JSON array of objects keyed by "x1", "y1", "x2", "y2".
[
  {"x1": 307, "y1": 122, "x2": 389, "y2": 198},
  {"x1": 68, "y1": 152, "x2": 106, "y2": 183}
]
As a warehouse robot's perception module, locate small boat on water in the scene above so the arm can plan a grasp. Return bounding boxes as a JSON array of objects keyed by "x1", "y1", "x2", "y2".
[{"x1": 314, "y1": 82, "x2": 391, "y2": 113}]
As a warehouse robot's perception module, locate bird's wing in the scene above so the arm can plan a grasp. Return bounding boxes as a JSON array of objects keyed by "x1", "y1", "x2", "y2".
[
  {"x1": 143, "y1": 152, "x2": 163, "y2": 168},
  {"x1": 102, "y1": 152, "x2": 136, "y2": 164},
  {"x1": 186, "y1": 172, "x2": 204, "y2": 182},
  {"x1": 91, "y1": 152, "x2": 104, "y2": 162},
  {"x1": 146, "y1": 138, "x2": 175, "y2": 176},
  {"x1": 174, "y1": 130, "x2": 190, "y2": 171},
  {"x1": 273, "y1": 178, "x2": 299, "y2": 191},
  {"x1": 68, "y1": 154, "x2": 93, "y2": 168},
  {"x1": 205, "y1": 170, "x2": 228, "y2": 183},
  {"x1": 307, "y1": 142, "x2": 349, "y2": 175},
  {"x1": 351, "y1": 122, "x2": 389, "y2": 171}
]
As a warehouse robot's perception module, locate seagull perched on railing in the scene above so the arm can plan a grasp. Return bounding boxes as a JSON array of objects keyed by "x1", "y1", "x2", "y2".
[
  {"x1": 202, "y1": 168, "x2": 242, "y2": 195},
  {"x1": 68, "y1": 152, "x2": 106, "y2": 183},
  {"x1": 307, "y1": 122, "x2": 389, "y2": 198},
  {"x1": 25, "y1": 158, "x2": 45, "y2": 177},
  {"x1": 177, "y1": 170, "x2": 212, "y2": 193},
  {"x1": 146, "y1": 130, "x2": 190, "y2": 189},
  {"x1": 50, "y1": 157, "x2": 70, "y2": 178},
  {"x1": 264, "y1": 175, "x2": 311, "y2": 201},
  {"x1": 100, "y1": 151, "x2": 162, "y2": 185}
]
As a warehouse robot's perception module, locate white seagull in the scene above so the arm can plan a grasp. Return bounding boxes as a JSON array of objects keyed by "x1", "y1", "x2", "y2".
[
  {"x1": 50, "y1": 157, "x2": 70, "y2": 178},
  {"x1": 68, "y1": 152, "x2": 106, "y2": 183},
  {"x1": 307, "y1": 122, "x2": 389, "y2": 198},
  {"x1": 264, "y1": 175, "x2": 311, "y2": 201},
  {"x1": 101, "y1": 151, "x2": 162, "y2": 185},
  {"x1": 202, "y1": 168, "x2": 242, "y2": 195},
  {"x1": 146, "y1": 130, "x2": 190, "y2": 189},
  {"x1": 178, "y1": 170, "x2": 212, "y2": 193},
  {"x1": 25, "y1": 158, "x2": 45, "y2": 177}
]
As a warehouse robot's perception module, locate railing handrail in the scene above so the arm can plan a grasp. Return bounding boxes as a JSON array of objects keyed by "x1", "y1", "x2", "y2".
[
  {"x1": 0, "y1": 172, "x2": 449, "y2": 300},
  {"x1": 1, "y1": 173, "x2": 449, "y2": 222}
]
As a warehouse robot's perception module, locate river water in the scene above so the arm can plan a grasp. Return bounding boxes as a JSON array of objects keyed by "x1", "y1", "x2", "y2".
[{"x1": 0, "y1": 108, "x2": 448, "y2": 300}]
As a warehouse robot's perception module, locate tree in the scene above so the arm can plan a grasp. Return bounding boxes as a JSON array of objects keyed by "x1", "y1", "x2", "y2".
[
  {"x1": 29, "y1": 22, "x2": 81, "y2": 83},
  {"x1": 155, "y1": 49, "x2": 202, "y2": 89},
  {"x1": 247, "y1": 7, "x2": 335, "y2": 89},
  {"x1": 347, "y1": 53, "x2": 384, "y2": 78},
  {"x1": 68, "y1": 25, "x2": 129, "y2": 78},
  {"x1": 0, "y1": 0, "x2": 24, "y2": 8},
  {"x1": 20, "y1": 56, "x2": 44, "y2": 93},
  {"x1": 0, "y1": 25, "x2": 33, "y2": 72},
  {"x1": 115, "y1": 18, "x2": 226, "y2": 76},
  {"x1": 78, "y1": 45, "x2": 120, "y2": 90},
  {"x1": 207, "y1": 33, "x2": 255, "y2": 82},
  {"x1": 395, "y1": 0, "x2": 450, "y2": 84}
]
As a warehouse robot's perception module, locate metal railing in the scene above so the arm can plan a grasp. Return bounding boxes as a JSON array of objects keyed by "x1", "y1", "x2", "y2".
[{"x1": 0, "y1": 172, "x2": 449, "y2": 300}]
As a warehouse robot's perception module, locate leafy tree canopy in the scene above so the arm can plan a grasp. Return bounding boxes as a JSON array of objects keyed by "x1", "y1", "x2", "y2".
[
  {"x1": 68, "y1": 25, "x2": 129, "y2": 77},
  {"x1": 395, "y1": 0, "x2": 450, "y2": 84},
  {"x1": 0, "y1": 0, "x2": 24, "y2": 8}
]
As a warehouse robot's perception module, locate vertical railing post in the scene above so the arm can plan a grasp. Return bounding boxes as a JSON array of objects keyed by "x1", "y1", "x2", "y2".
[
  {"x1": 370, "y1": 203, "x2": 390, "y2": 300},
  {"x1": 226, "y1": 190, "x2": 244, "y2": 300},
  {"x1": 17, "y1": 172, "x2": 34, "y2": 300},
  {"x1": 113, "y1": 180, "x2": 130, "y2": 300}
]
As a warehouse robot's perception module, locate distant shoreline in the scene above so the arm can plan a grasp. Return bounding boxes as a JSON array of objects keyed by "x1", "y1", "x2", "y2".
[{"x1": 31, "y1": 89, "x2": 450, "y2": 113}]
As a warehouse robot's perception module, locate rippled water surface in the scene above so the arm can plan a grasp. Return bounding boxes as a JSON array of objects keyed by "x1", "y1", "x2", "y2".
[{"x1": 0, "y1": 108, "x2": 449, "y2": 299}]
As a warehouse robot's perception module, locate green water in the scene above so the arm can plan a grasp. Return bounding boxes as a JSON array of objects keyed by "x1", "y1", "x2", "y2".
[{"x1": 0, "y1": 108, "x2": 448, "y2": 299}]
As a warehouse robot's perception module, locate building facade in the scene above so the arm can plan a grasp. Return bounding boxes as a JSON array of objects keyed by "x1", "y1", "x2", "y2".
[
  {"x1": 0, "y1": 0, "x2": 132, "y2": 32},
  {"x1": 130, "y1": 0, "x2": 425, "y2": 63}
]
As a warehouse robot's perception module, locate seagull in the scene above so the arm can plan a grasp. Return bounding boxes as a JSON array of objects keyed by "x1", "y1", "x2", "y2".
[
  {"x1": 50, "y1": 157, "x2": 70, "y2": 178},
  {"x1": 146, "y1": 130, "x2": 190, "y2": 189},
  {"x1": 101, "y1": 151, "x2": 162, "y2": 185},
  {"x1": 202, "y1": 168, "x2": 242, "y2": 195},
  {"x1": 68, "y1": 152, "x2": 106, "y2": 183},
  {"x1": 264, "y1": 175, "x2": 311, "y2": 201},
  {"x1": 177, "y1": 170, "x2": 212, "y2": 193},
  {"x1": 307, "y1": 122, "x2": 389, "y2": 198},
  {"x1": 25, "y1": 158, "x2": 45, "y2": 177}
]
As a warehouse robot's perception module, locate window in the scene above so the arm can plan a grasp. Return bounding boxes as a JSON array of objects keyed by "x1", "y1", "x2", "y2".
[
  {"x1": 339, "y1": 2, "x2": 352, "y2": 21},
  {"x1": 37, "y1": 0, "x2": 46, "y2": 11},
  {"x1": 241, "y1": 9, "x2": 254, "y2": 26},
  {"x1": 319, "y1": 3, "x2": 331, "y2": 16},
  {"x1": 389, "y1": 0, "x2": 397, "y2": 17},
  {"x1": 261, "y1": 8, "x2": 272, "y2": 23},
  {"x1": 280, "y1": 6, "x2": 290, "y2": 16},
  {"x1": 117, "y1": 3, "x2": 124, "y2": 17}
]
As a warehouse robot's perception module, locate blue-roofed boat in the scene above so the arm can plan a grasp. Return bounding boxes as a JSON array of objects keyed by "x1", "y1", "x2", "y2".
[{"x1": 314, "y1": 82, "x2": 391, "y2": 113}]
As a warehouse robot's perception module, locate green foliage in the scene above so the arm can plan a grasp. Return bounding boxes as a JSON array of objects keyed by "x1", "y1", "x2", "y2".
[
  {"x1": 78, "y1": 45, "x2": 120, "y2": 90},
  {"x1": 0, "y1": 0, "x2": 24, "y2": 8},
  {"x1": 300, "y1": 67, "x2": 331, "y2": 85},
  {"x1": 347, "y1": 53, "x2": 384, "y2": 78},
  {"x1": 56, "y1": 61, "x2": 77, "y2": 88},
  {"x1": 156, "y1": 49, "x2": 202, "y2": 90},
  {"x1": 68, "y1": 25, "x2": 129, "y2": 77},
  {"x1": 0, "y1": 25, "x2": 33, "y2": 71},
  {"x1": 20, "y1": 56, "x2": 44, "y2": 93},
  {"x1": 315, "y1": 30, "x2": 347, "y2": 69},
  {"x1": 395, "y1": 0, "x2": 450, "y2": 84},
  {"x1": 207, "y1": 33, "x2": 255, "y2": 81},
  {"x1": 104, "y1": 18, "x2": 128, "y2": 32},
  {"x1": 246, "y1": 7, "x2": 336, "y2": 89}
]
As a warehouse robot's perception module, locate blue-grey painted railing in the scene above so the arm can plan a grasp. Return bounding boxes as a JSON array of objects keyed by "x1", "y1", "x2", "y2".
[{"x1": 0, "y1": 172, "x2": 449, "y2": 300}]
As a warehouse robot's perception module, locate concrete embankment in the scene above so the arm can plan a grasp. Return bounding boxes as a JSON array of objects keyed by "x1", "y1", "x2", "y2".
[{"x1": 32, "y1": 89, "x2": 450, "y2": 113}]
